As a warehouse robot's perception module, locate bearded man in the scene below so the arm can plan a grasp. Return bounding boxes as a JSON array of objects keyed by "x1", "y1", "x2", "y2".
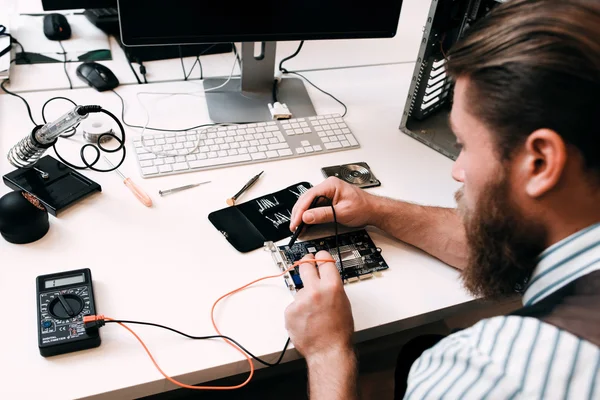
[{"x1": 284, "y1": 0, "x2": 600, "y2": 398}]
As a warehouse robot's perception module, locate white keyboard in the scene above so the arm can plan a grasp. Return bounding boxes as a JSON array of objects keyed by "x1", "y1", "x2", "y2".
[{"x1": 132, "y1": 114, "x2": 360, "y2": 178}]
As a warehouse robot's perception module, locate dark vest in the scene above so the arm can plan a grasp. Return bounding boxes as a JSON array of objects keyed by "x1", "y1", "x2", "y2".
[{"x1": 511, "y1": 270, "x2": 600, "y2": 347}]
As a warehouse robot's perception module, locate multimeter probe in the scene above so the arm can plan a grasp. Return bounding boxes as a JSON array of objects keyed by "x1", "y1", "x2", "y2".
[{"x1": 83, "y1": 257, "x2": 335, "y2": 391}]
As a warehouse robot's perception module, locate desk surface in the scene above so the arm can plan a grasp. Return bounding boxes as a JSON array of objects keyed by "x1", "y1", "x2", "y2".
[
  {"x1": 1, "y1": 0, "x2": 430, "y2": 92},
  {"x1": 0, "y1": 63, "x2": 474, "y2": 399}
]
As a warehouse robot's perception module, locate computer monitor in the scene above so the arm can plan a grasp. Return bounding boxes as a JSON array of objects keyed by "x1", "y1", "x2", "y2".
[
  {"x1": 42, "y1": 0, "x2": 115, "y2": 10},
  {"x1": 117, "y1": 0, "x2": 404, "y2": 123}
]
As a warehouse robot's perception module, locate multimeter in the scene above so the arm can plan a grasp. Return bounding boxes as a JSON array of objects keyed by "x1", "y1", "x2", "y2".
[{"x1": 36, "y1": 268, "x2": 100, "y2": 357}]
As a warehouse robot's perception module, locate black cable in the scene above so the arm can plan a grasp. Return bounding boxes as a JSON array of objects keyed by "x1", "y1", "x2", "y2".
[
  {"x1": 111, "y1": 89, "x2": 218, "y2": 132},
  {"x1": 52, "y1": 107, "x2": 127, "y2": 172},
  {"x1": 272, "y1": 79, "x2": 278, "y2": 103},
  {"x1": 1, "y1": 85, "x2": 125, "y2": 172},
  {"x1": 104, "y1": 319, "x2": 291, "y2": 368},
  {"x1": 331, "y1": 203, "x2": 345, "y2": 279},
  {"x1": 296, "y1": 196, "x2": 344, "y2": 278},
  {"x1": 179, "y1": 46, "x2": 187, "y2": 80},
  {"x1": 285, "y1": 71, "x2": 348, "y2": 117},
  {"x1": 183, "y1": 44, "x2": 217, "y2": 81},
  {"x1": 183, "y1": 58, "x2": 199, "y2": 80},
  {"x1": 0, "y1": 25, "x2": 11, "y2": 59},
  {"x1": 0, "y1": 25, "x2": 30, "y2": 64},
  {"x1": 232, "y1": 43, "x2": 242, "y2": 70},
  {"x1": 139, "y1": 61, "x2": 148, "y2": 84},
  {"x1": 124, "y1": 52, "x2": 142, "y2": 84},
  {"x1": 1, "y1": 79, "x2": 38, "y2": 126},
  {"x1": 58, "y1": 41, "x2": 72, "y2": 89},
  {"x1": 197, "y1": 56, "x2": 203, "y2": 80},
  {"x1": 278, "y1": 41, "x2": 304, "y2": 73},
  {"x1": 11, "y1": 37, "x2": 30, "y2": 64}
]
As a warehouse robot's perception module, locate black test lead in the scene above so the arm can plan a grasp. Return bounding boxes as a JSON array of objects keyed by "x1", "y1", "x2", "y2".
[{"x1": 288, "y1": 196, "x2": 325, "y2": 247}]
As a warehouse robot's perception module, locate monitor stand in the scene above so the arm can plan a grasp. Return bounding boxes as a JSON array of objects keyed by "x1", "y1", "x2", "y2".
[{"x1": 203, "y1": 42, "x2": 316, "y2": 123}]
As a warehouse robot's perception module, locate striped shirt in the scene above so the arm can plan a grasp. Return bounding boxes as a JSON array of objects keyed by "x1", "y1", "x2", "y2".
[{"x1": 405, "y1": 222, "x2": 600, "y2": 399}]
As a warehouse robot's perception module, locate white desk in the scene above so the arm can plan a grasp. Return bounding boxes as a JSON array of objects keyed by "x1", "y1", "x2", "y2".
[
  {"x1": 1, "y1": 0, "x2": 431, "y2": 92},
  {"x1": 0, "y1": 63, "x2": 475, "y2": 399}
]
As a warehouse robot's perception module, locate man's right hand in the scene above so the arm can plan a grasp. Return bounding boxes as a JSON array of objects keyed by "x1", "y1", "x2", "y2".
[{"x1": 290, "y1": 177, "x2": 377, "y2": 231}]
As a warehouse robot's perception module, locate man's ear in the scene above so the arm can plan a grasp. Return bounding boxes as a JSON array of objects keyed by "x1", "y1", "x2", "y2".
[{"x1": 520, "y1": 129, "x2": 567, "y2": 198}]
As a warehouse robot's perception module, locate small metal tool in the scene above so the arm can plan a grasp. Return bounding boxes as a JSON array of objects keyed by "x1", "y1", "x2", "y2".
[
  {"x1": 158, "y1": 181, "x2": 211, "y2": 196},
  {"x1": 226, "y1": 171, "x2": 264, "y2": 206},
  {"x1": 104, "y1": 157, "x2": 153, "y2": 207}
]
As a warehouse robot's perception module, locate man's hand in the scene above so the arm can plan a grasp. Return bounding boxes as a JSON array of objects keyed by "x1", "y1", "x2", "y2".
[
  {"x1": 290, "y1": 177, "x2": 377, "y2": 231},
  {"x1": 284, "y1": 251, "x2": 358, "y2": 400}
]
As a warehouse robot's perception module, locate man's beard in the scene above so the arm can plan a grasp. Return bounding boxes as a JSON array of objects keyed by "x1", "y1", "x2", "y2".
[{"x1": 455, "y1": 174, "x2": 548, "y2": 299}]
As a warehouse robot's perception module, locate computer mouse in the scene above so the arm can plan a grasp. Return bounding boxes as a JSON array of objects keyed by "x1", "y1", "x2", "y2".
[
  {"x1": 43, "y1": 13, "x2": 71, "y2": 41},
  {"x1": 76, "y1": 62, "x2": 119, "y2": 92}
]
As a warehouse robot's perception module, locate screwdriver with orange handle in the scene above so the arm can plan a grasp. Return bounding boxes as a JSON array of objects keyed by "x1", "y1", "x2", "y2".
[{"x1": 104, "y1": 157, "x2": 153, "y2": 207}]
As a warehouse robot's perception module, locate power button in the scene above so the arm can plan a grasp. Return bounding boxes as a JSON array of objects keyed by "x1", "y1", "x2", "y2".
[{"x1": 42, "y1": 321, "x2": 52, "y2": 329}]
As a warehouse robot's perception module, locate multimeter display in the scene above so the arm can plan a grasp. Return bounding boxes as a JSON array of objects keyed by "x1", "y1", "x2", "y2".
[
  {"x1": 44, "y1": 273, "x2": 85, "y2": 289},
  {"x1": 36, "y1": 268, "x2": 100, "y2": 357}
]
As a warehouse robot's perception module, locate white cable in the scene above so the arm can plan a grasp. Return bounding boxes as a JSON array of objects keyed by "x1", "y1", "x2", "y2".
[
  {"x1": 134, "y1": 53, "x2": 241, "y2": 158},
  {"x1": 203, "y1": 53, "x2": 239, "y2": 92},
  {"x1": 136, "y1": 91, "x2": 236, "y2": 158}
]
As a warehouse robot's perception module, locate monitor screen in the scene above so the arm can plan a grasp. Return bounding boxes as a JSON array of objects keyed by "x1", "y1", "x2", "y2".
[
  {"x1": 42, "y1": 0, "x2": 116, "y2": 11},
  {"x1": 118, "y1": 0, "x2": 403, "y2": 46}
]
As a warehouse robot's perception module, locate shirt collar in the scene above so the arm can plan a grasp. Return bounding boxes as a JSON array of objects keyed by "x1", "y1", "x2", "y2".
[{"x1": 523, "y1": 222, "x2": 600, "y2": 306}]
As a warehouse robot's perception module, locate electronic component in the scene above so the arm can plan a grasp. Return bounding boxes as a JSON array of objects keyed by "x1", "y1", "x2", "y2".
[
  {"x1": 36, "y1": 268, "x2": 100, "y2": 357},
  {"x1": 265, "y1": 229, "x2": 388, "y2": 292},
  {"x1": 268, "y1": 102, "x2": 292, "y2": 120},
  {"x1": 321, "y1": 162, "x2": 381, "y2": 188},
  {"x1": 132, "y1": 114, "x2": 360, "y2": 178}
]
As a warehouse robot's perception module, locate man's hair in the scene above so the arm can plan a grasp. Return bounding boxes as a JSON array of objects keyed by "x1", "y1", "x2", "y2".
[{"x1": 446, "y1": 0, "x2": 600, "y2": 178}]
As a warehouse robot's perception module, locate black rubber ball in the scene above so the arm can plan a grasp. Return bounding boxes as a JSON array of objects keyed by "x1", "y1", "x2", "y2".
[{"x1": 0, "y1": 191, "x2": 49, "y2": 244}]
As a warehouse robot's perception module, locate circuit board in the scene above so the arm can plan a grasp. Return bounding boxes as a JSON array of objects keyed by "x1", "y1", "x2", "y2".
[{"x1": 264, "y1": 229, "x2": 389, "y2": 292}]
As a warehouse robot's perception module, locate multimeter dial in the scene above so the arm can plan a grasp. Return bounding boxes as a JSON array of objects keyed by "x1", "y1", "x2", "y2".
[
  {"x1": 40, "y1": 287, "x2": 91, "y2": 324},
  {"x1": 48, "y1": 293, "x2": 84, "y2": 319}
]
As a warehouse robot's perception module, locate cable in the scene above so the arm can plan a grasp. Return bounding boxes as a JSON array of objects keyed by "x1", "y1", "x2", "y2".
[
  {"x1": 204, "y1": 53, "x2": 238, "y2": 92},
  {"x1": 278, "y1": 41, "x2": 304, "y2": 73},
  {"x1": 111, "y1": 89, "x2": 215, "y2": 132},
  {"x1": 179, "y1": 46, "x2": 187, "y2": 80},
  {"x1": 197, "y1": 56, "x2": 203, "y2": 80},
  {"x1": 272, "y1": 41, "x2": 304, "y2": 103},
  {"x1": 285, "y1": 71, "x2": 348, "y2": 117},
  {"x1": 87, "y1": 258, "x2": 335, "y2": 390},
  {"x1": 1, "y1": 79, "x2": 38, "y2": 126},
  {"x1": 181, "y1": 44, "x2": 217, "y2": 81},
  {"x1": 52, "y1": 107, "x2": 127, "y2": 172},
  {"x1": 1, "y1": 82, "x2": 126, "y2": 172},
  {"x1": 12, "y1": 37, "x2": 31, "y2": 64},
  {"x1": 103, "y1": 320, "x2": 291, "y2": 368},
  {"x1": 232, "y1": 43, "x2": 242, "y2": 70},
  {"x1": 272, "y1": 79, "x2": 278, "y2": 103},
  {"x1": 58, "y1": 41, "x2": 73, "y2": 89},
  {"x1": 136, "y1": 90, "x2": 232, "y2": 157},
  {"x1": 139, "y1": 61, "x2": 148, "y2": 84},
  {"x1": 331, "y1": 203, "x2": 345, "y2": 279},
  {"x1": 124, "y1": 52, "x2": 142, "y2": 84},
  {"x1": 276, "y1": 42, "x2": 347, "y2": 117},
  {"x1": 80, "y1": 202, "x2": 343, "y2": 390}
]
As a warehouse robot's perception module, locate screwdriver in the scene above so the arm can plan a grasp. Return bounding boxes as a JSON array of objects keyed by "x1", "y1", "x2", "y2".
[{"x1": 104, "y1": 157, "x2": 153, "y2": 207}]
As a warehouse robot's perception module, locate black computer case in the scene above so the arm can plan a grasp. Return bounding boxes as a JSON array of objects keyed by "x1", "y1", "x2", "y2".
[{"x1": 399, "y1": 0, "x2": 505, "y2": 160}]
